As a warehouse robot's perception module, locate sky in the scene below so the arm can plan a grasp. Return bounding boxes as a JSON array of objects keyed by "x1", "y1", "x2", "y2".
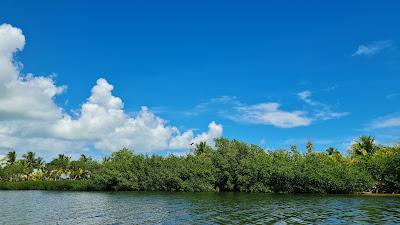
[{"x1": 0, "y1": 1, "x2": 400, "y2": 159}]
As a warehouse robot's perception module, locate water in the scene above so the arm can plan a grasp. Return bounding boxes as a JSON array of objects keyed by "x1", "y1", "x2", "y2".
[{"x1": 0, "y1": 191, "x2": 399, "y2": 224}]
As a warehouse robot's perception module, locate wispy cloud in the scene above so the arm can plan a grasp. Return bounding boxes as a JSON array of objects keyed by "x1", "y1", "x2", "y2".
[
  {"x1": 367, "y1": 113, "x2": 400, "y2": 129},
  {"x1": 183, "y1": 96, "x2": 240, "y2": 117},
  {"x1": 228, "y1": 103, "x2": 311, "y2": 128},
  {"x1": 297, "y1": 90, "x2": 349, "y2": 120},
  {"x1": 386, "y1": 93, "x2": 400, "y2": 99},
  {"x1": 188, "y1": 96, "x2": 312, "y2": 128},
  {"x1": 314, "y1": 110, "x2": 349, "y2": 120},
  {"x1": 322, "y1": 85, "x2": 338, "y2": 92},
  {"x1": 186, "y1": 96, "x2": 312, "y2": 128},
  {"x1": 352, "y1": 40, "x2": 393, "y2": 56},
  {"x1": 184, "y1": 90, "x2": 348, "y2": 129},
  {"x1": 297, "y1": 90, "x2": 317, "y2": 106}
]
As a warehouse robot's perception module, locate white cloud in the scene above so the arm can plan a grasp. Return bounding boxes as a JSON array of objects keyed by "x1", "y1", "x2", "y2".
[
  {"x1": 314, "y1": 110, "x2": 349, "y2": 121},
  {"x1": 0, "y1": 24, "x2": 65, "y2": 121},
  {"x1": 229, "y1": 103, "x2": 311, "y2": 128},
  {"x1": 185, "y1": 91, "x2": 347, "y2": 129},
  {"x1": 297, "y1": 90, "x2": 317, "y2": 106},
  {"x1": 51, "y1": 78, "x2": 222, "y2": 152},
  {"x1": 0, "y1": 23, "x2": 222, "y2": 155},
  {"x1": 187, "y1": 96, "x2": 312, "y2": 128},
  {"x1": 223, "y1": 90, "x2": 347, "y2": 128},
  {"x1": 192, "y1": 121, "x2": 223, "y2": 143},
  {"x1": 352, "y1": 40, "x2": 393, "y2": 56},
  {"x1": 297, "y1": 90, "x2": 349, "y2": 120},
  {"x1": 367, "y1": 114, "x2": 400, "y2": 129},
  {"x1": 52, "y1": 78, "x2": 126, "y2": 141},
  {"x1": 169, "y1": 121, "x2": 223, "y2": 149},
  {"x1": 0, "y1": 24, "x2": 25, "y2": 83}
]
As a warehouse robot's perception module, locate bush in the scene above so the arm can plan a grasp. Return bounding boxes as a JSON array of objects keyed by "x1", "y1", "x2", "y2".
[{"x1": 0, "y1": 180, "x2": 97, "y2": 191}]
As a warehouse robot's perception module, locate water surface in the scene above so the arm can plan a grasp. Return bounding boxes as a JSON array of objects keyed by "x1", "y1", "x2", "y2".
[{"x1": 0, "y1": 191, "x2": 399, "y2": 224}]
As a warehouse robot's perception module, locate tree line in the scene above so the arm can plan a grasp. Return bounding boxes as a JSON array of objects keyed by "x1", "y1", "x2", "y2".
[{"x1": 0, "y1": 136, "x2": 399, "y2": 193}]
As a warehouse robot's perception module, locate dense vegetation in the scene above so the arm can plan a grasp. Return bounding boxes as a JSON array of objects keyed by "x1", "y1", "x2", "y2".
[{"x1": 0, "y1": 136, "x2": 399, "y2": 194}]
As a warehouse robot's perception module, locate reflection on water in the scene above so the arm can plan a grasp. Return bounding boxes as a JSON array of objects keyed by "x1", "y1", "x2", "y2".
[{"x1": 0, "y1": 191, "x2": 399, "y2": 224}]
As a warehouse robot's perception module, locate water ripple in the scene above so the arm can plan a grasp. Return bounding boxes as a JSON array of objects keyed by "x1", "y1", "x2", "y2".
[{"x1": 0, "y1": 191, "x2": 399, "y2": 225}]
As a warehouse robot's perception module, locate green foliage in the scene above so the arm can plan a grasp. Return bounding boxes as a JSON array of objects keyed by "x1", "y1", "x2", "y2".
[
  {"x1": 93, "y1": 148, "x2": 141, "y2": 191},
  {"x1": 326, "y1": 147, "x2": 340, "y2": 156},
  {"x1": 306, "y1": 140, "x2": 314, "y2": 153},
  {"x1": 0, "y1": 136, "x2": 399, "y2": 193},
  {"x1": 290, "y1": 145, "x2": 298, "y2": 153},
  {"x1": 0, "y1": 180, "x2": 97, "y2": 191},
  {"x1": 366, "y1": 146, "x2": 400, "y2": 193},
  {"x1": 350, "y1": 136, "x2": 380, "y2": 158},
  {"x1": 6, "y1": 151, "x2": 17, "y2": 165}
]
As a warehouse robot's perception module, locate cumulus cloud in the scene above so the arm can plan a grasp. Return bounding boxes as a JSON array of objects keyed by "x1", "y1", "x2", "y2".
[
  {"x1": 51, "y1": 78, "x2": 222, "y2": 152},
  {"x1": 228, "y1": 103, "x2": 311, "y2": 128},
  {"x1": 169, "y1": 121, "x2": 223, "y2": 149},
  {"x1": 52, "y1": 78, "x2": 127, "y2": 141},
  {"x1": 352, "y1": 40, "x2": 393, "y2": 56},
  {"x1": 0, "y1": 24, "x2": 25, "y2": 82},
  {"x1": 0, "y1": 24, "x2": 65, "y2": 121},
  {"x1": 0, "y1": 23, "x2": 222, "y2": 155}
]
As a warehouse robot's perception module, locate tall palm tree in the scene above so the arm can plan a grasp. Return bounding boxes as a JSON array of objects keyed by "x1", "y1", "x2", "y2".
[
  {"x1": 79, "y1": 154, "x2": 89, "y2": 162},
  {"x1": 47, "y1": 154, "x2": 71, "y2": 180},
  {"x1": 102, "y1": 156, "x2": 110, "y2": 163},
  {"x1": 22, "y1": 151, "x2": 37, "y2": 180},
  {"x1": 290, "y1": 145, "x2": 298, "y2": 153},
  {"x1": 6, "y1": 151, "x2": 17, "y2": 165},
  {"x1": 22, "y1": 151, "x2": 37, "y2": 167},
  {"x1": 35, "y1": 157, "x2": 45, "y2": 172},
  {"x1": 326, "y1": 147, "x2": 339, "y2": 155},
  {"x1": 351, "y1": 136, "x2": 379, "y2": 157},
  {"x1": 306, "y1": 140, "x2": 314, "y2": 153},
  {"x1": 58, "y1": 154, "x2": 70, "y2": 161}
]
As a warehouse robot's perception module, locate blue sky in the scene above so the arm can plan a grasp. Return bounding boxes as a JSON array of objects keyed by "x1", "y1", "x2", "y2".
[{"x1": 0, "y1": 1, "x2": 400, "y2": 159}]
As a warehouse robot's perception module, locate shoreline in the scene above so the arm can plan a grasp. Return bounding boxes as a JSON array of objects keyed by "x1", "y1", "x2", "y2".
[
  {"x1": 356, "y1": 192, "x2": 400, "y2": 196},
  {"x1": 1, "y1": 181, "x2": 399, "y2": 196}
]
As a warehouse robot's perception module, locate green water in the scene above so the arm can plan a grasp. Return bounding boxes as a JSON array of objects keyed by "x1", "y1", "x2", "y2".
[{"x1": 0, "y1": 191, "x2": 399, "y2": 224}]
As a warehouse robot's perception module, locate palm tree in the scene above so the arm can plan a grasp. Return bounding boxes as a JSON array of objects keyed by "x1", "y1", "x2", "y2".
[
  {"x1": 351, "y1": 136, "x2": 379, "y2": 157},
  {"x1": 22, "y1": 151, "x2": 37, "y2": 180},
  {"x1": 326, "y1": 147, "x2": 339, "y2": 155},
  {"x1": 290, "y1": 145, "x2": 298, "y2": 153},
  {"x1": 58, "y1": 154, "x2": 66, "y2": 160},
  {"x1": 35, "y1": 157, "x2": 45, "y2": 172},
  {"x1": 306, "y1": 140, "x2": 313, "y2": 153},
  {"x1": 30, "y1": 157, "x2": 45, "y2": 180},
  {"x1": 22, "y1": 151, "x2": 37, "y2": 167},
  {"x1": 47, "y1": 154, "x2": 71, "y2": 180},
  {"x1": 102, "y1": 156, "x2": 110, "y2": 163},
  {"x1": 79, "y1": 154, "x2": 89, "y2": 162},
  {"x1": 6, "y1": 151, "x2": 17, "y2": 165}
]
